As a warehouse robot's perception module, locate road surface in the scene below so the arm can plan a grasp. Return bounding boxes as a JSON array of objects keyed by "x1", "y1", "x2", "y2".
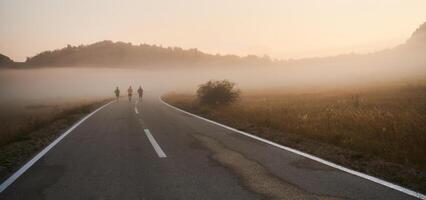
[{"x1": 0, "y1": 94, "x2": 421, "y2": 200}]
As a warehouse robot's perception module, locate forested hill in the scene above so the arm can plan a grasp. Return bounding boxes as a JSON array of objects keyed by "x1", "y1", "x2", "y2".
[
  {"x1": 2, "y1": 22, "x2": 425, "y2": 69},
  {"x1": 0, "y1": 54, "x2": 15, "y2": 67},
  {"x1": 403, "y1": 21, "x2": 426, "y2": 49},
  {"x1": 24, "y1": 41, "x2": 272, "y2": 67}
]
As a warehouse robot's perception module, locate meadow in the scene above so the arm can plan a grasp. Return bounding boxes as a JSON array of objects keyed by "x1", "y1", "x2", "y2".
[{"x1": 164, "y1": 84, "x2": 426, "y2": 192}]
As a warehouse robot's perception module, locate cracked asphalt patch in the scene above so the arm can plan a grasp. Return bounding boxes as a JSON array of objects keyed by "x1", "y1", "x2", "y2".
[{"x1": 193, "y1": 134, "x2": 346, "y2": 200}]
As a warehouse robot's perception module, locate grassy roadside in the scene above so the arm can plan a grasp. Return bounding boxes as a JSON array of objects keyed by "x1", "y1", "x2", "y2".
[
  {"x1": 163, "y1": 86, "x2": 426, "y2": 193},
  {"x1": 0, "y1": 98, "x2": 112, "y2": 182}
]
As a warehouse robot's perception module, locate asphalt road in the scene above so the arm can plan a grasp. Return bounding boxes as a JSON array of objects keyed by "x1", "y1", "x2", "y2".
[{"x1": 0, "y1": 94, "x2": 421, "y2": 200}]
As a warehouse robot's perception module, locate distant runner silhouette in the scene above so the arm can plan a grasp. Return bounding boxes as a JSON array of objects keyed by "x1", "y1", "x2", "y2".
[
  {"x1": 114, "y1": 87, "x2": 120, "y2": 101},
  {"x1": 137, "y1": 86, "x2": 144, "y2": 100},
  {"x1": 127, "y1": 86, "x2": 133, "y2": 102}
]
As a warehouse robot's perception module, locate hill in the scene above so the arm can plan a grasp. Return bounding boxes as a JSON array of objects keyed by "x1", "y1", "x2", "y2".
[
  {"x1": 0, "y1": 54, "x2": 14, "y2": 67},
  {"x1": 282, "y1": 22, "x2": 426, "y2": 68},
  {"x1": 24, "y1": 41, "x2": 272, "y2": 67},
  {"x1": 405, "y1": 22, "x2": 426, "y2": 48}
]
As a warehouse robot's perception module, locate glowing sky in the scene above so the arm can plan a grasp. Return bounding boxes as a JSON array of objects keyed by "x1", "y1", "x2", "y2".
[{"x1": 1, "y1": 0, "x2": 425, "y2": 61}]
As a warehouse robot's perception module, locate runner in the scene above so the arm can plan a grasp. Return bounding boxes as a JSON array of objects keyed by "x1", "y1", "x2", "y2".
[
  {"x1": 137, "y1": 86, "x2": 144, "y2": 100},
  {"x1": 127, "y1": 86, "x2": 133, "y2": 102},
  {"x1": 114, "y1": 87, "x2": 120, "y2": 101}
]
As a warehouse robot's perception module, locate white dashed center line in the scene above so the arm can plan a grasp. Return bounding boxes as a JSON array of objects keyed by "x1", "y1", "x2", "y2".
[{"x1": 144, "y1": 129, "x2": 167, "y2": 158}]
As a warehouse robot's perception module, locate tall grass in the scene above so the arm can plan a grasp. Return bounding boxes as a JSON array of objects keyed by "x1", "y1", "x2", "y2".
[
  {"x1": 243, "y1": 90, "x2": 424, "y2": 168},
  {"x1": 0, "y1": 99, "x2": 107, "y2": 147}
]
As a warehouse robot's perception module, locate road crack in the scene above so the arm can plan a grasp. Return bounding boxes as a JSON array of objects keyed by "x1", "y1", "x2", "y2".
[{"x1": 192, "y1": 134, "x2": 346, "y2": 200}]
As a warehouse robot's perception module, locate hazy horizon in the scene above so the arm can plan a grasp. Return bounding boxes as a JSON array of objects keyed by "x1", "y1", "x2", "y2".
[
  {"x1": 1, "y1": 0, "x2": 426, "y2": 61},
  {"x1": 1, "y1": 2, "x2": 426, "y2": 197},
  {"x1": 1, "y1": 0, "x2": 425, "y2": 102}
]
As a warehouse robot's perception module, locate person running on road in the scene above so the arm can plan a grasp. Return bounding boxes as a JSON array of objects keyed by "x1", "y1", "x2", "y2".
[
  {"x1": 137, "y1": 86, "x2": 144, "y2": 100},
  {"x1": 127, "y1": 86, "x2": 133, "y2": 102},
  {"x1": 114, "y1": 87, "x2": 120, "y2": 101}
]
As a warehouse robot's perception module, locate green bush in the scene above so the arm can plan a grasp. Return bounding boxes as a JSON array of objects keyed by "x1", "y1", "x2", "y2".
[{"x1": 197, "y1": 80, "x2": 240, "y2": 105}]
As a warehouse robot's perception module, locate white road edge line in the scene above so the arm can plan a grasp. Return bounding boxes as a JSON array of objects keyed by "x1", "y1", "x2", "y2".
[
  {"x1": 0, "y1": 100, "x2": 115, "y2": 194},
  {"x1": 144, "y1": 129, "x2": 167, "y2": 158},
  {"x1": 135, "y1": 107, "x2": 139, "y2": 114},
  {"x1": 159, "y1": 96, "x2": 425, "y2": 199}
]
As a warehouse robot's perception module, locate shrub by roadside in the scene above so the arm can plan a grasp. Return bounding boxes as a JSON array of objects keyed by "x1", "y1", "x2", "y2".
[{"x1": 197, "y1": 80, "x2": 240, "y2": 105}]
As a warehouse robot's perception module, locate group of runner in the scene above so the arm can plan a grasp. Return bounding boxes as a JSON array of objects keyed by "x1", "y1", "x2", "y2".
[{"x1": 114, "y1": 86, "x2": 143, "y2": 102}]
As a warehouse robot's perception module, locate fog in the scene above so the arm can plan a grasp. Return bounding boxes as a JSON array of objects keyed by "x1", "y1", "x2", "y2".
[{"x1": 1, "y1": 51, "x2": 425, "y2": 103}]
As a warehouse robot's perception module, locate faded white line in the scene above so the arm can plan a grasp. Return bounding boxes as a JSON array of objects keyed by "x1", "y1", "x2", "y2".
[
  {"x1": 0, "y1": 100, "x2": 115, "y2": 193},
  {"x1": 134, "y1": 107, "x2": 139, "y2": 114},
  {"x1": 144, "y1": 129, "x2": 167, "y2": 158},
  {"x1": 159, "y1": 96, "x2": 425, "y2": 199}
]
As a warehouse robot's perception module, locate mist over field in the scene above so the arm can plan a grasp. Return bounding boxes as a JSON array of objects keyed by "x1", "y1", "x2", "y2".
[
  {"x1": 0, "y1": 64, "x2": 424, "y2": 104},
  {"x1": 1, "y1": 56, "x2": 425, "y2": 103}
]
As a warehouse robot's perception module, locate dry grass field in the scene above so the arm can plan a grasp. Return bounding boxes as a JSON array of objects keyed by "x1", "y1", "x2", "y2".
[
  {"x1": 164, "y1": 84, "x2": 426, "y2": 192},
  {"x1": 0, "y1": 98, "x2": 111, "y2": 181}
]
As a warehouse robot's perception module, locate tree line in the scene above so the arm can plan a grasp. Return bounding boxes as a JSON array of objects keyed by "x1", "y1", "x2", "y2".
[{"x1": 24, "y1": 40, "x2": 272, "y2": 67}]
